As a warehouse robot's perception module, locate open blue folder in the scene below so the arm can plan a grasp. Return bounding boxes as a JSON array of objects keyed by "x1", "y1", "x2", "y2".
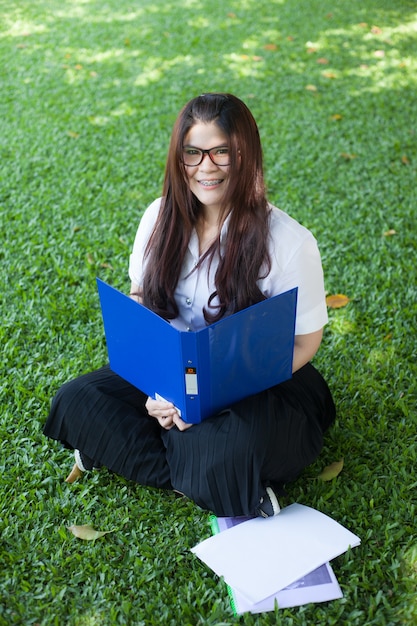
[{"x1": 97, "y1": 279, "x2": 297, "y2": 424}]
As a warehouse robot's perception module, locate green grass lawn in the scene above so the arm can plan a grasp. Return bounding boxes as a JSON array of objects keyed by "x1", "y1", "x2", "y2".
[{"x1": 1, "y1": 0, "x2": 416, "y2": 623}]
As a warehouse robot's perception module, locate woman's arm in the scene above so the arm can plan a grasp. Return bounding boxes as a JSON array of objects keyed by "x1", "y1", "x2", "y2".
[
  {"x1": 129, "y1": 281, "x2": 143, "y2": 303},
  {"x1": 292, "y1": 328, "x2": 323, "y2": 373}
]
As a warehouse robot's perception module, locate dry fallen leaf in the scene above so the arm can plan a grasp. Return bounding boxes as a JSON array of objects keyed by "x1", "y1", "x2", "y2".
[
  {"x1": 264, "y1": 43, "x2": 278, "y2": 51},
  {"x1": 67, "y1": 524, "x2": 114, "y2": 540},
  {"x1": 318, "y1": 459, "x2": 344, "y2": 481},
  {"x1": 326, "y1": 294, "x2": 350, "y2": 308},
  {"x1": 401, "y1": 155, "x2": 410, "y2": 165},
  {"x1": 331, "y1": 114, "x2": 343, "y2": 121},
  {"x1": 383, "y1": 229, "x2": 397, "y2": 237},
  {"x1": 305, "y1": 84, "x2": 318, "y2": 92},
  {"x1": 317, "y1": 57, "x2": 329, "y2": 65},
  {"x1": 340, "y1": 152, "x2": 357, "y2": 160},
  {"x1": 322, "y1": 70, "x2": 337, "y2": 79}
]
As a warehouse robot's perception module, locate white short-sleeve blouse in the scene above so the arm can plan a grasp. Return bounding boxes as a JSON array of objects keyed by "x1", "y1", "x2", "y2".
[{"x1": 129, "y1": 198, "x2": 328, "y2": 335}]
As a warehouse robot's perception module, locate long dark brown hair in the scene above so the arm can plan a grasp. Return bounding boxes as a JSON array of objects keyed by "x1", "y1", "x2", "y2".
[{"x1": 142, "y1": 93, "x2": 271, "y2": 323}]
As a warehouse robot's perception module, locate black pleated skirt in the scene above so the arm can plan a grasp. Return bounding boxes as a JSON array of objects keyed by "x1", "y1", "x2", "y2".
[{"x1": 44, "y1": 363, "x2": 335, "y2": 517}]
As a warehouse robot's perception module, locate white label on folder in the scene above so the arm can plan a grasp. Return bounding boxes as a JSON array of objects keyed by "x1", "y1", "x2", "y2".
[{"x1": 185, "y1": 367, "x2": 198, "y2": 395}]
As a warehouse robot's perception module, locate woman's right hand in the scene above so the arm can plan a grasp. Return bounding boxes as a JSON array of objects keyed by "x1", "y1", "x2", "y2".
[
  {"x1": 145, "y1": 397, "x2": 179, "y2": 430},
  {"x1": 145, "y1": 397, "x2": 193, "y2": 431}
]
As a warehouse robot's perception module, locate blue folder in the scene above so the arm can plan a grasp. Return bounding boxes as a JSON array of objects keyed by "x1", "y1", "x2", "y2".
[{"x1": 97, "y1": 279, "x2": 297, "y2": 424}]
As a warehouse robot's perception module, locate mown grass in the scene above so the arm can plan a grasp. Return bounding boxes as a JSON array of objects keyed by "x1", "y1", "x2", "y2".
[{"x1": 1, "y1": 0, "x2": 416, "y2": 624}]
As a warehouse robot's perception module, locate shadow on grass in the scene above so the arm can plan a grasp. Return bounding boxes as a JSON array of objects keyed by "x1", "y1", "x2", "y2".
[{"x1": 3, "y1": 0, "x2": 417, "y2": 104}]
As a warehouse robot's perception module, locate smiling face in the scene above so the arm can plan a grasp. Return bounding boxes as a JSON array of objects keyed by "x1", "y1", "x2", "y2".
[{"x1": 183, "y1": 121, "x2": 230, "y2": 215}]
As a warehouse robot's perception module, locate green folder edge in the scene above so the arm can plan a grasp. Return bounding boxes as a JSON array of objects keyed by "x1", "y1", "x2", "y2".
[{"x1": 209, "y1": 515, "x2": 239, "y2": 616}]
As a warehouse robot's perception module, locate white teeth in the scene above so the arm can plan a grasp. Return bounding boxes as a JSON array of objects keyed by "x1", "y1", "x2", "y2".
[{"x1": 200, "y1": 180, "x2": 222, "y2": 187}]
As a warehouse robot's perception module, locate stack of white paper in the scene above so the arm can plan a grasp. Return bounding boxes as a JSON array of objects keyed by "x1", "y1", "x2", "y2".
[
  {"x1": 191, "y1": 504, "x2": 360, "y2": 614},
  {"x1": 224, "y1": 560, "x2": 342, "y2": 614}
]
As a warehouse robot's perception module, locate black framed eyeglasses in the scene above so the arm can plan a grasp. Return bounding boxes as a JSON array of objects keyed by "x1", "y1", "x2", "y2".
[{"x1": 182, "y1": 145, "x2": 231, "y2": 167}]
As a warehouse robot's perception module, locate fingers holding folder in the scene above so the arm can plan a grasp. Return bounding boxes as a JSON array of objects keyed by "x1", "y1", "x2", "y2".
[{"x1": 146, "y1": 397, "x2": 193, "y2": 431}]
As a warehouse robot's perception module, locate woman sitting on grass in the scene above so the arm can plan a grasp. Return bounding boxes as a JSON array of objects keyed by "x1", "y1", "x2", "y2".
[{"x1": 44, "y1": 93, "x2": 335, "y2": 517}]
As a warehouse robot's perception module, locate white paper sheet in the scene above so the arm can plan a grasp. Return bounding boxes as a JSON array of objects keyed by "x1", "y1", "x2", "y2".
[
  {"x1": 191, "y1": 504, "x2": 360, "y2": 604},
  {"x1": 231, "y1": 562, "x2": 343, "y2": 614},
  {"x1": 213, "y1": 516, "x2": 343, "y2": 614}
]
